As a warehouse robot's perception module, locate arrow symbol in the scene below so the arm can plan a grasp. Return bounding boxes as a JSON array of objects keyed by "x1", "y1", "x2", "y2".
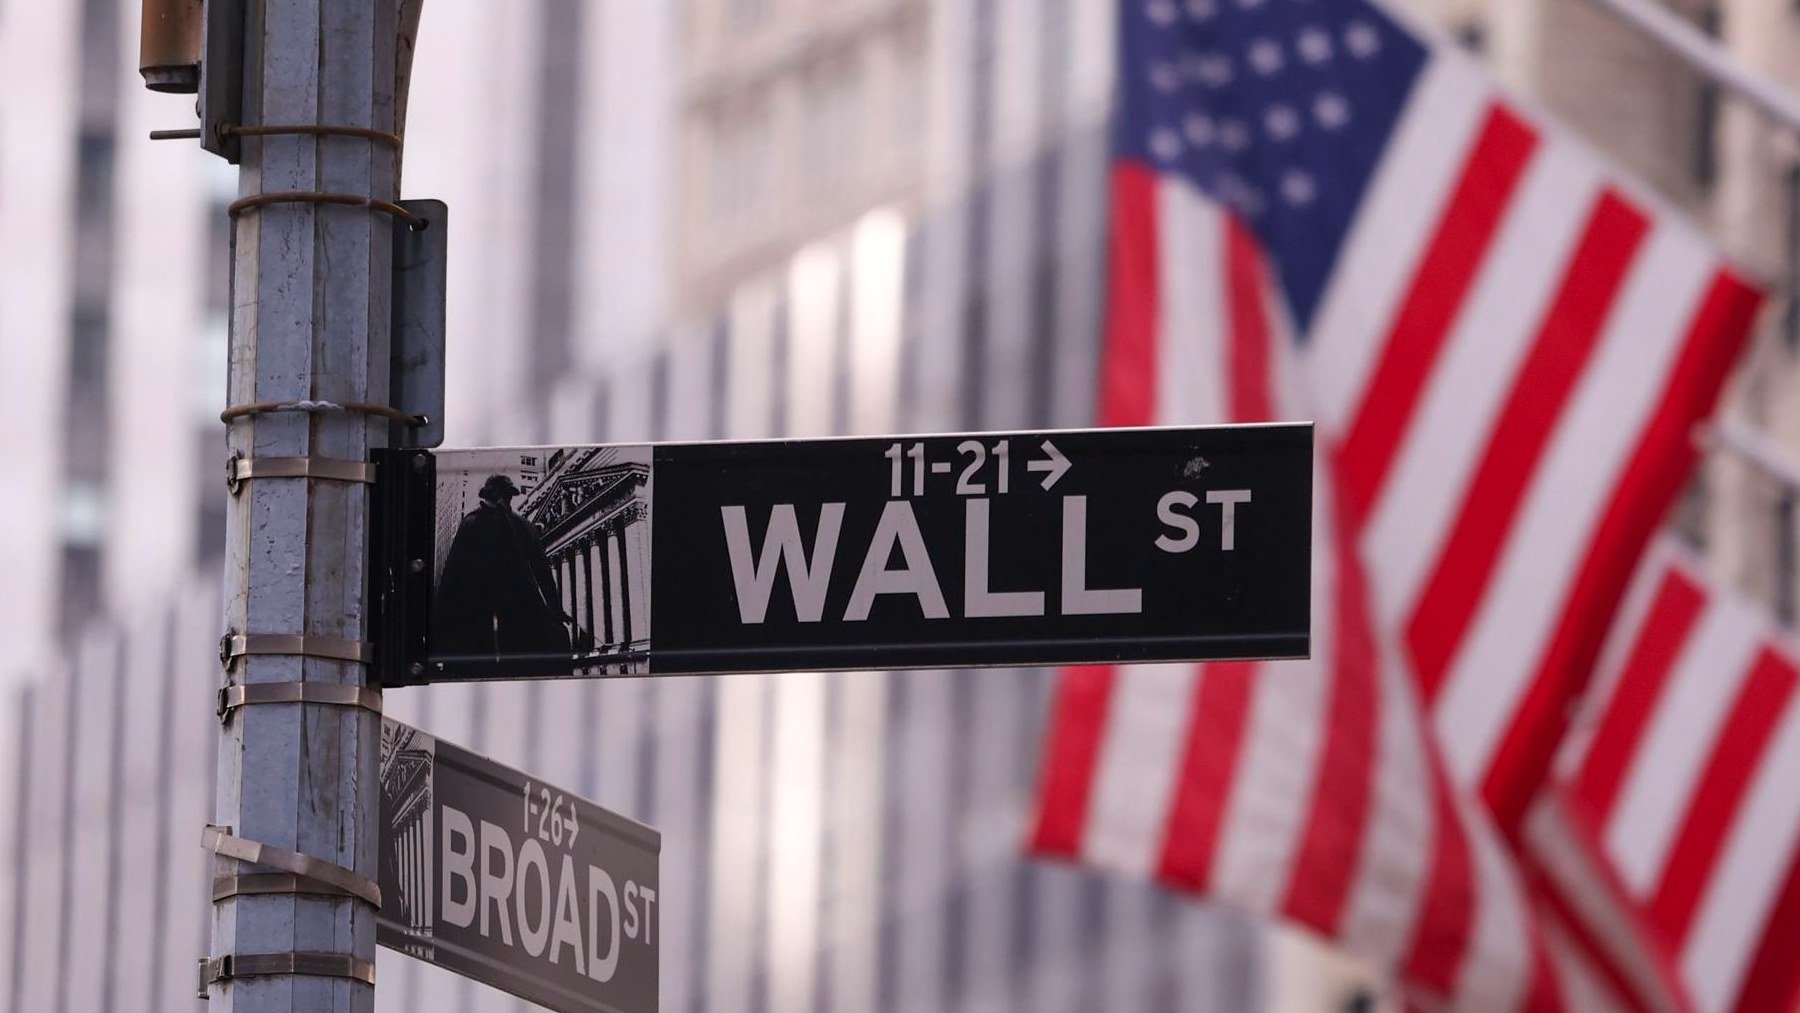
[{"x1": 1027, "y1": 439, "x2": 1071, "y2": 490}]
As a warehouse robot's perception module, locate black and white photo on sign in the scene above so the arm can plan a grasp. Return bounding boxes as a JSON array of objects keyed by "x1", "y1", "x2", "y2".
[
  {"x1": 431, "y1": 446, "x2": 652, "y2": 675},
  {"x1": 379, "y1": 719, "x2": 436, "y2": 960}
]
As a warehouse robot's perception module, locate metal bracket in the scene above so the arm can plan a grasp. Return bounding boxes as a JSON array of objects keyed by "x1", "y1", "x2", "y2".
[
  {"x1": 203, "y1": 825, "x2": 381, "y2": 908},
  {"x1": 198, "y1": 0, "x2": 244, "y2": 162},
  {"x1": 199, "y1": 951, "x2": 376, "y2": 997},
  {"x1": 370, "y1": 449, "x2": 436, "y2": 687},
  {"x1": 212, "y1": 872, "x2": 361, "y2": 903},
  {"x1": 219, "y1": 633, "x2": 372, "y2": 669},
  {"x1": 217, "y1": 682, "x2": 383, "y2": 721},
  {"x1": 227, "y1": 190, "x2": 424, "y2": 230},
  {"x1": 225, "y1": 452, "x2": 376, "y2": 495},
  {"x1": 391, "y1": 200, "x2": 448, "y2": 448}
]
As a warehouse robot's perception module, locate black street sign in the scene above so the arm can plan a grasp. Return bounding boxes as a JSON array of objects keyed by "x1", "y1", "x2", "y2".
[
  {"x1": 375, "y1": 423, "x2": 1312, "y2": 684},
  {"x1": 377, "y1": 719, "x2": 659, "y2": 1013}
]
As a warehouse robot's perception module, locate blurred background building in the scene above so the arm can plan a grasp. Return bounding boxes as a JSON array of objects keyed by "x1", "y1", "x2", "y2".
[{"x1": 0, "y1": 0, "x2": 1794, "y2": 1009}]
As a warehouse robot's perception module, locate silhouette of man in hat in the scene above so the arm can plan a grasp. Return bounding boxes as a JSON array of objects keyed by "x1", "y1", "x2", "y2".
[{"x1": 431, "y1": 474, "x2": 572, "y2": 659}]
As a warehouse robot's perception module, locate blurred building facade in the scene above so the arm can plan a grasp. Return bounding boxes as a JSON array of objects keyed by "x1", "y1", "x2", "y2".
[
  {"x1": 4, "y1": 0, "x2": 1799, "y2": 1010},
  {"x1": 0, "y1": 0, "x2": 1272, "y2": 1011}
]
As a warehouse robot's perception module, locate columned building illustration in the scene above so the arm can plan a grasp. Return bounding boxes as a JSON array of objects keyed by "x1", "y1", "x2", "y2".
[
  {"x1": 379, "y1": 724, "x2": 436, "y2": 959},
  {"x1": 520, "y1": 449, "x2": 653, "y2": 667}
]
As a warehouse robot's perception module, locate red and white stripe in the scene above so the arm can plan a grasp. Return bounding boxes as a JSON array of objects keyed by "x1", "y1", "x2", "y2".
[
  {"x1": 1033, "y1": 163, "x2": 1569, "y2": 1009},
  {"x1": 1031, "y1": 32, "x2": 1768, "y2": 1006},
  {"x1": 1555, "y1": 540, "x2": 1800, "y2": 1013},
  {"x1": 1299, "y1": 47, "x2": 1760, "y2": 829}
]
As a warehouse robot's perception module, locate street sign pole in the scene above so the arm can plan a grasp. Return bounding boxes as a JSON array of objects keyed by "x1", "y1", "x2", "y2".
[{"x1": 206, "y1": 0, "x2": 399, "y2": 1006}]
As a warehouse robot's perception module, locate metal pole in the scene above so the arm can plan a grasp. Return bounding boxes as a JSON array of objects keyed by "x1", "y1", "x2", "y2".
[
  {"x1": 207, "y1": 0, "x2": 397, "y2": 1005},
  {"x1": 1581, "y1": 0, "x2": 1800, "y2": 139},
  {"x1": 1705, "y1": 416, "x2": 1800, "y2": 491}
]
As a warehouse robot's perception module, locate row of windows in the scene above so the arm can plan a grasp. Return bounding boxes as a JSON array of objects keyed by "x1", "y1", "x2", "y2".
[
  {"x1": 719, "y1": 0, "x2": 877, "y2": 37},
  {"x1": 707, "y1": 63, "x2": 870, "y2": 230},
  {"x1": 693, "y1": 29, "x2": 925, "y2": 275}
]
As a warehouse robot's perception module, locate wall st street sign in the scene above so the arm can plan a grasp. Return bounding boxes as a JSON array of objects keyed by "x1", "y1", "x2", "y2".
[
  {"x1": 374, "y1": 423, "x2": 1312, "y2": 683},
  {"x1": 377, "y1": 719, "x2": 660, "y2": 1013}
]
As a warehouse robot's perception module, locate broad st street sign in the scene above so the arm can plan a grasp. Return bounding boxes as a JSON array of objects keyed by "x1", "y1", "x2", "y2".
[
  {"x1": 377, "y1": 719, "x2": 660, "y2": 1013},
  {"x1": 373, "y1": 423, "x2": 1312, "y2": 684}
]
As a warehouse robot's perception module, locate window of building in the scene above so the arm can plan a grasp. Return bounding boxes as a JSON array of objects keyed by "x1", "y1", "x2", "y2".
[
  {"x1": 728, "y1": 0, "x2": 772, "y2": 32},
  {"x1": 71, "y1": 128, "x2": 114, "y2": 309},
  {"x1": 193, "y1": 316, "x2": 227, "y2": 423},
  {"x1": 709, "y1": 98, "x2": 777, "y2": 243},
  {"x1": 1779, "y1": 163, "x2": 1800, "y2": 620},
  {"x1": 803, "y1": 61, "x2": 864, "y2": 194},
  {"x1": 62, "y1": 479, "x2": 105, "y2": 548},
  {"x1": 892, "y1": 34, "x2": 926, "y2": 172},
  {"x1": 58, "y1": 545, "x2": 101, "y2": 641},
  {"x1": 1695, "y1": 4, "x2": 1721, "y2": 190},
  {"x1": 1674, "y1": 460, "x2": 1709, "y2": 551},
  {"x1": 1454, "y1": 20, "x2": 1485, "y2": 54},
  {"x1": 195, "y1": 427, "x2": 225, "y2": 565},
  {"x1": 204, "y1": 197, "x2": 232, "y2": 316},
  {"x1": 1778, "y1": 490, "x2": 1797, "y2": 623},
  {"x1": 1785, "y1": 164, "x2": 1800, "y2": 351}
]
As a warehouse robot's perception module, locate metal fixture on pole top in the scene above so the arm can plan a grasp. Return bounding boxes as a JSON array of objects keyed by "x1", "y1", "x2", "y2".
[{"x1": 137, "y1": 0, "x2": 202, "y2": 93}]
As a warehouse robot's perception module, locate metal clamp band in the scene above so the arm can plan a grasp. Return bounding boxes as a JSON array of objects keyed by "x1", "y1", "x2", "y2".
[
  {"x1": 220, "y1": 633, "x2": 372, "y2": 667},
  {"x1": 154, "y1": 122, "x2": 404, "y2": 152},
  {"x1": 201, "y1": 952, "x2": 376, "y2": 991},
  {"x1": 203, "y1": 825, "x2": 381, "y2": 908},
  {"x1": 228, "y1": 190, "x2": 424, "y2": 230},
  {"x1": 213, "y1": 872, "x2": 360, "y2": 903},
  {"x1": 226, "y1": 453, "x2": 375, "y2": 494},
  {"x1": 219, "y1": 398, "x2": 426, "y2": 428},
  {"x1": 217, "y1": 682, "x2": 383, "y2": 720},
  {"x1": 223, "y1": 122, "x2": 403, "y2": 149}
]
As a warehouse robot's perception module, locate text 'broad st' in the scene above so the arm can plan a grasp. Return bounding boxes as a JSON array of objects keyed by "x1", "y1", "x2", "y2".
[{"x1": 378, "y1": 719, "x2": 659, "y2": 1013}]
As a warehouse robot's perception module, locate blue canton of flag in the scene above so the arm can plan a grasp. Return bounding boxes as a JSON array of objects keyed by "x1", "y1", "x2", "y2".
[{"x1": 1119, "y1": 0, "x2": 1426, "y2": 330}]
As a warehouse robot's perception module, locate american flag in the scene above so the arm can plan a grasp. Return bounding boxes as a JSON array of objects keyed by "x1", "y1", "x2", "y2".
[
  {"x1": 1031, "y1": 0, "x2": 1764, "y2": 1007},
  {"x1": 1539, "y1": 538, "x2": 1800, "y2": 1012}
]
